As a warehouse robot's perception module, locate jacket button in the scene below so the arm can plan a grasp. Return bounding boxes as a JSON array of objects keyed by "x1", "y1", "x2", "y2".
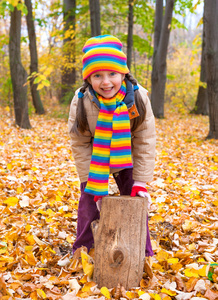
[{"x1": 131, "y1": 111, "x2": 135, "y2": 115}]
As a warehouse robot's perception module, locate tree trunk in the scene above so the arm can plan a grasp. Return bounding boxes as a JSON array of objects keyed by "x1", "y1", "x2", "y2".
[
  {"x1": 127, "y1": 0, "x2": 134, "y2": 71},
  {"x1": 192, "y1": 7, "x2": 209, "y2": 115},
  {"x1": 9, "y1": 7, "x2": 31, "y2": 129},
  {"x1": 92, "y1": 196, "x2": 148, "y2": 289},
  {"x1": 151, "y1": 0, "x2": 175, "y2": 118},
  {"x1": 61, "y1": 0, "x2": 76, "y2": 103},
  {"x1": 204, "y1": 0, "x2": 218, "y2": 139},
  {"x1": 89, "y1": 0, "x2": 101, "y2": 37},
  {"x1": 25, "y1": 0, "x2": 45, "y2": 115},
  {"x1": 153, "y1": 0, "x2": 163, "y2": 52}
]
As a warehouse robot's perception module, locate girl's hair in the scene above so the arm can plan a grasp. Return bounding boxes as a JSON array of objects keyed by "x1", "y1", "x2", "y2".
[
  {"x1": 71, "y1": 73, "x2": 146, "y2": 134},
  {"x1": 71, "y1": 80, "x2": 89, "y2": 134}
]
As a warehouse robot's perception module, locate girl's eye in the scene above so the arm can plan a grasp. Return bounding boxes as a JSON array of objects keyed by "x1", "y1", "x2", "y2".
[
  {"x1": 110, "y1": 72, "x2": 116, "y2": 76},
  {"x1": 94, "y1": 74, "x2": 100, "y2": 78}
]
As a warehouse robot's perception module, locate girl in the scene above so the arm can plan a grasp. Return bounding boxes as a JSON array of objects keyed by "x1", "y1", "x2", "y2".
[{"x1": 68, "y1": 35, "x2": 156, "y2": 257}]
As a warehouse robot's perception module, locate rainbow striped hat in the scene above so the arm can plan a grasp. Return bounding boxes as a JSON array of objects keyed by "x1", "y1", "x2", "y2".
[{"x1": 82, "y1": 35, "x2": 129, "y2": 80}]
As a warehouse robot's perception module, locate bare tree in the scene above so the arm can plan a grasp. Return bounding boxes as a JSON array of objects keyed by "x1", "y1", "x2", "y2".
[
  {"x1": 9, "y1": 6, "x2": 31, "y2": 129},
  {"x1": 25, "y1": 0, "x2": 45, "y2": 114},
  {"x1": 127, "y1": 0, "x2": 134, "y2": 71},
  {"x1": 61, "y1": 0, "x2": 76, "y2": 102},
  {"x1": 204, "y1": 0, "x2": 218, "y2": 139},
  {"x1": 89, "y1": 0, "x2": 101, "y2": 37},
  {"x1": 192, "y1": 8, "x2": 208, "y2": 115},
  {"x1": 151, "y1": 0, "x2": 175, "y2": 118}
]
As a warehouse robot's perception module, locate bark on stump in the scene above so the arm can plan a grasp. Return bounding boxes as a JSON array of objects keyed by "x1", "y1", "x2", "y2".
[{"x1": 92, "y1": 196, "x2": 148, "y2": 289}]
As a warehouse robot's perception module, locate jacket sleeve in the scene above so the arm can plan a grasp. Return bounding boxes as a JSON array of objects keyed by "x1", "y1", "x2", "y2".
[
  {"x1": 68, "y1": 94, "x2": 92, "y2": 183},
  {"x1": 131, "y1": 88, "x2": 156, "y2": 183}
]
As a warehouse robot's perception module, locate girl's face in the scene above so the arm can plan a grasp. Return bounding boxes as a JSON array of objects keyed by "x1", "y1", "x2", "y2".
[{"x1": 88, "y1": 71, "x2": 125, "y2": 98}]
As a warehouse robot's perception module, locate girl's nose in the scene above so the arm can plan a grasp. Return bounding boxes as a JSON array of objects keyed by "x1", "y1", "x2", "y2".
[{"x1": 101, "y1": 75, "x2": 110, "y2": 84}]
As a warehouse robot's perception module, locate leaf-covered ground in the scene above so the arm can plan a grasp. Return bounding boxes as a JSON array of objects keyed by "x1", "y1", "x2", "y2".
[{"x1": 0, "y1": 109, "x2": 218, "y2": 300}]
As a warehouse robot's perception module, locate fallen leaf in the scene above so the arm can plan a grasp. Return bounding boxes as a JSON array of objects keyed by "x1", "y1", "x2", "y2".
[
  {"x1": 100, "y1": 286, "x2": 111, "y2": 299},
  {"x1": 81, "y1": 250, "x2": 94, "y2": 278}
]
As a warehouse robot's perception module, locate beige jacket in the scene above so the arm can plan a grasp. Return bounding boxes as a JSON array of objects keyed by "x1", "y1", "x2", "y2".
[{"x1": 68, "y1": 84, "x2": 156, "y2": 183}]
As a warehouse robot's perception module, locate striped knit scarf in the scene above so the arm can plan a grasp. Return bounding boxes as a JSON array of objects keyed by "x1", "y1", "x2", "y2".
[{"x1": 85, "y1": 81, "x2": 133, "y2": 196}]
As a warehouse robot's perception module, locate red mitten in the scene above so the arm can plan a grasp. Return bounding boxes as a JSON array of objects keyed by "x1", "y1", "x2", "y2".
[
  {"x1": 131, "y1": 186, "x2": 148, "y2": 197},
  {"x1": 94, "y1": 196, "x2": 102, "y2": 202}
]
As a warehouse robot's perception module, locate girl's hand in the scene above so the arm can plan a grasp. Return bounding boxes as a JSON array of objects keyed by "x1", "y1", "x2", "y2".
[
  {"x1": 131, "y1": 185, "x2": 152, "y2": 209},
  {"x1": 94, "y1": 196, "x2": 102, "y2": 211},
  {"x1": 94, "y1": 196, "x2": 102, "y2": 202},
  {"x1": 96, "y1": 199, "x2": 102, "y2": 211}
]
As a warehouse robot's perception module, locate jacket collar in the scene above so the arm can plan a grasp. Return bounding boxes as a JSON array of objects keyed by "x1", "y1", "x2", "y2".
[{"x1": 88, "y1": 79, "x2": 134, "y2": 109}]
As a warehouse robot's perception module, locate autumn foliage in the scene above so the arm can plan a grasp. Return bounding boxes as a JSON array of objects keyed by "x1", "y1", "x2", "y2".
[{"x1": 0, "y1": 108, "x2": 218, "y2": 299}]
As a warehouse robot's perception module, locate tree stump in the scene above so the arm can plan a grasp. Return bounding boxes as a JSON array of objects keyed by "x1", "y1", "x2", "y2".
[{"x1": 92, "y1": 195, "x2": 148, "y2": 289}]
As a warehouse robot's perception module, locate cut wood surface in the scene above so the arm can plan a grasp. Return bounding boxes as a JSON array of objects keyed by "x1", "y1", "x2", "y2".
[{"x1": 92, "y1": 195, "x2": 148, "y2": 289}]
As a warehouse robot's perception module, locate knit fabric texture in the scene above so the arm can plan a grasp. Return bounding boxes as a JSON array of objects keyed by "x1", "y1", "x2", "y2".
[
  {"x1": 82, "y1": 35, "x2": 129, "y2": 80},
  {"x1": 85, "y1": 81, "x2": 133, "y2": 196}
]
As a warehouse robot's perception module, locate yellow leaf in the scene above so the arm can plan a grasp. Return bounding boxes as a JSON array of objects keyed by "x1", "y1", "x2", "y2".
[
  {"x1": 166, "y1": 176, "x2": 173, "y2": 183},
  {"x1": 36, "y1": 289, "x2": 47, "y2": 299},
  {"x1": 0, "y1": 249, "x2": 7, "y2": 254},
  {"x1": 213, "y1": 155, "x2": 218, "y2": 162},
  {"x1": 57, "y1": 190, "x2": 63, "y2": 197},
  {"x1": 25, "y1": 246, "x2": 33, "y2": 251},
  {"x1": 31, "y1": 167, "x2": 38, "y2": 171},
  {"x1": 163, "y1": 296, "x2": 172, "y2": 300},
  {"x1": 73, "y1": 180, "x2": 80, "y2": 187},
  {"x1": 17, "y1": 186, "x2": 23, "y2": 193},
  {"x1": 43, "y1": 66, "x2": 53, "y2": 76},
  {"x1": 198, "y1": 265, "x2": 208, "y2": 277},
  {"x1": 46, "y1": 208, "x2": 55, "y2": 217},
  {"x1": 38, "y1": 208, "x2": 46, "y2": 215},
  {"x1": 198, "y1": 257, "x2": 205, "y2": 263},
  {"x1": 171, "y1": 263, "x2": 183, "y2": 272},
  {"x1": 152, "y1": 262, "x2": 164, "y2": 272},
  {"x1": 150, "y1": 293, "x2": 161, "y2": 300},
  {"x1": 0, "y1": 256, "x2": 13, "y2": 263},
  {"x1": 184, "y1": 268, "x2": 199, "y2": 278},
  {"x1": 79, "y1": 275, "x2": 88, "y2": 284},
  {"x1": 150, "y1": 214, "x2": 164, "y2": 222},
  {"x1": 156, "y1": 250, "x2": 169, "y2": 262},
  {"x1": 81, "y1": 250, "x2": 94, "y2": 278},
  {"x1": 25, "y1": 224, "x2": 31, "y2": 232},
  {"x1": 167, "y1": 258, "x2": 179, "y2": 264},
  {"x1": 101, "y1": 287, "x2": 111, "y2": 299},
  {"x1": 9, "y1": 0, "x2": 19, "y2": 6},
  {"x1": 7, "y1": 163, "x2": 12, "y2": 170},
  {"x1": 4, "y1": 197, "x2": 19, "y2": 206},
  {"x1": 126, "y1": 291, "x2": 136, "y2": 299},
  {"x1": 45, "y1": 217, "x2": 54, "y2": 223},
  {"x1": 161, "y1": 288, "x2": 177, "y2": 296},
  {"x1": 161, "y1": 150, "x2": 168, "y2": 156},
  {"x1": 25, "y1": 251, "x2": 37, "y2": 266},
  {"x1": 210, "y1": 166, "x2": 217, "y2": 171},
  {"x1": 66, "y1": 236, "x2": 74, "y2": 243},
  {"x1": 56, "y1": 195, "x2": 62, "y2": 201},
  {"x1": 37, "y1": 83, "x2": 44, "y2": 90},
  {"x1": 212, "y1": 200, "x2": 218, "y2": 207},
  {"x1": 25, "y1": 234, "x2": 35, "y2": 245},
  {"x1": 81, "y1": 281, "x2": 96, "y2": 292}
]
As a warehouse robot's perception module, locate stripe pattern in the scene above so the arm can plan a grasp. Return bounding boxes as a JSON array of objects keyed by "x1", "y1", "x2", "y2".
[
  {"x1": 85, "y1": 81, "x2": 132, "y2": 196},
  {"x1": 82, "y1": 35, "x2": 129, "y2": 80}
]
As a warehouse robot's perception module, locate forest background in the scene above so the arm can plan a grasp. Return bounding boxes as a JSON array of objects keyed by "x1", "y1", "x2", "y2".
[
  {"x1": 0, "y1": 0, "x2": 218, "y2": 299},
  {"x1": 0, "y1": 0, "x2": 209, "y2": 126}
]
